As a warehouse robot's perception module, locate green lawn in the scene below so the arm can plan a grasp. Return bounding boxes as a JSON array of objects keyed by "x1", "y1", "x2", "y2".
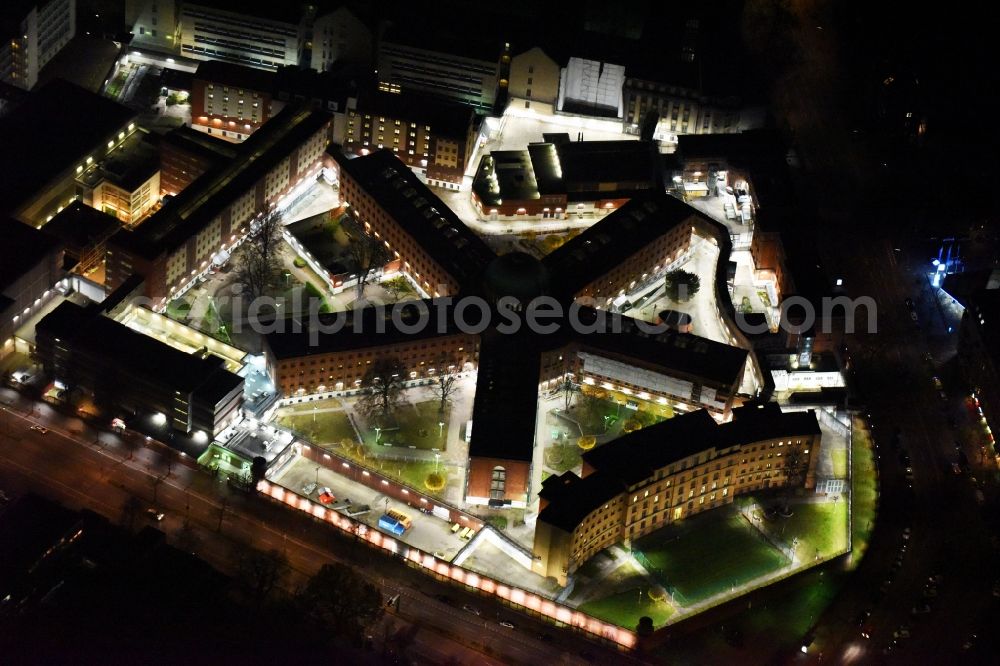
[
  {"x1": 851, "y1": 418, "x2": 878, "y2": 562},
  {"x1": 277, "y1": 410, "x2": 356, "y2": 445},
  {"x1": 579, "y1": 588, "x2": 674, "y2": 629},
  {"x1": 166, "y1": 298, "x2": 191, "y2": 321},
  {"x1": 364, "y1": 400, "x2": 450, "y2": 451},
  {"x1": 544, "y1": 442, "x2": 583, "y2": 474},
  {"x1": 763, "y1": 501, "x2": 849, "y2": 562},
  {"x1": 830, "y1": 448, "x2": 848, "y2": 478},
  {"x1": 378, "y1": 459, "x2": 447, "y2": 498},
  {"x1": 636, "y1": 510, "x2": 789, "y2": 605}
]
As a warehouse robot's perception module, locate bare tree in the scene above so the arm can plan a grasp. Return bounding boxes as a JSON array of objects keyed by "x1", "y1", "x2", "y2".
[
  {"x1": 236, "y1": 211, "x2": 283, "y2": 300},
  {"x1": 557, "y1": 377, "x2": 580, "y2": 412},
  {"x1": 236, "y1": 547, "x2": 289, "y2": 608},
  {"x1": 358, "y1": 356, "x2": 406, "y2": 423},
  {"x1": 343, "y1": 216, "x2": 391, "y2": 300},
  {"x1": 432, "y1": 369, "x2": 459, "y2": 414}
]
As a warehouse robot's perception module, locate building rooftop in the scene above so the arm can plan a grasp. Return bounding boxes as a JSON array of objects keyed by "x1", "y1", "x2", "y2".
[
  {"x1": 472, "y1": 140, "x2": 660, "y2": 207},
  {"x1": 0, "y1": 218, "x2": 60, "y2": 293},
  {"x1": 328, "y1": 148, "x2": 496, "y2": 286},
  {"x1": 110, "y1": 105, "x2": 331, "y2": 260},
  {"x1": 471, "y1": 151, "x2": 540, "y2": 207},
  {"x1": 539, "y1": 405, "x2": 820, "y2": 532},
  {"x1": 555, "y1": 140, "x2": 662, "y2": 196},
  {"x1": 355, "y1": 90, "x2": 474, "y2": 138},
  {"x1": 380, "y1": 14, "x2": 507, "y2": 64},
  {"x1": 543, "y1": 189, "x2": 694, "y2": 298},
  {"x1": 467, "y1": 332, "x2": 541, "y2": 462},
  {"x1": 272, "y1": 66, "x2": 360, "y2": 110},
  {"x1": 76, "y1": 130, "x2": 160, "y2": 193},
  {"x1": 181, "y1": 0, "x2": 306, "y2": 26},
  {"x1": 571, "y1": 308, "x2": 749, "y2": 388},
  {"x1": 159, "y1": 126, "x2": 239, "y2": 164},
  {"x1": 193, "y1": 60, "x2": 276, "y2": 93},
  {"x1": 40, "y1": 202, "x2": 121, "y2": 255},
  {"x1": 0, "y1": 79, "x2": 135, "y2": 217},
  {"x1": 263, "y1": 299, "x2": 466, "y2": 360},
  {"x1": 36, "y1": 301, "x2": 244, "y2": 402}
]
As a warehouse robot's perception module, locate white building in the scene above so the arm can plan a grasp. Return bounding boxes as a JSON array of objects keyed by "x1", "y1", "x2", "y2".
[
  {"x1": 0, "y1": 0, "x2": 76, "y2": 90},
  {"x1": 310, "y1": 6, "x2": 371, "y2": 72},
  {"x1": 177, "y1": 2, "x2": 303, "y2": 70},
  {"x1": 125, "y1": 0, "x2": 180, "y2": 52}
]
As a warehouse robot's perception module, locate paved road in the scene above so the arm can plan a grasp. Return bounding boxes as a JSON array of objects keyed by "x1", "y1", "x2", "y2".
[{"x1": 0, "y1": 389, "x2": 636, "y2": 664}]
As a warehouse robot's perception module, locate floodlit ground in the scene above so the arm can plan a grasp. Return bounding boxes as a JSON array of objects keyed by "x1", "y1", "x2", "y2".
[
  {"x1": 277, "y1": 408, "x2": 355, "y2": 445},
  {"x1": 273, "y1": 382, "x2": 475, "y2": 503},
  {"x1": 851, "y1": 417, "x2": 879, "y2": 561},
  {"x1": 281, "y1": 179, "x2": 341, "y2": 226},
  {"x1": 635, "y1": 510, "x2": 790, "y2": 606},
  {"x1": 493, "y1": 105, "x2": 636, "y2": 151},
  {"x1": 460, "y1": 540, "x2": 558, "y2": 598},
  {"x1": 272, "y1": 455, "x2": 467, "y2": 561},
  {"x1": 579, "y1": 587, "x2": 675, "y2": 630},
  {"x1": 360, "y1": 400, "x2": 451, "y2": 451},
  {"x1": 755, "y1": 500, "x2": 849, "y2": 563}
]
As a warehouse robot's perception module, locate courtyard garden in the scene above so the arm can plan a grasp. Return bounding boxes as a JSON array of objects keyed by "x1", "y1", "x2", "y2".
[{"x1": 360, "y1": 400, "x2": 451, "y2": 451}]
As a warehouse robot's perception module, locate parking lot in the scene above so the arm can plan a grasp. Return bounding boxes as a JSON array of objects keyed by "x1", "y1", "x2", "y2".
[{"x1": 272, "y1": 455, "x2": 471, "y2": 561}]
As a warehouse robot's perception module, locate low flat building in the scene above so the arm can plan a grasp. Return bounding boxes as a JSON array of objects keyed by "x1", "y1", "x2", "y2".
[
  {"x1": 471, "y1": 138, "x2": 661, "y2": 221},
  {"x1": 35, "y1": 300, "x2": 243, "y2": 436},
  {"x1": 533, "y1": 404, "x2": 821, "y2": 583}
]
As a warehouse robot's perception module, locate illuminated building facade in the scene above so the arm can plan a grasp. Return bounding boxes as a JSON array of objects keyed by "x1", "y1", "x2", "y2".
[{"x1": 533, "y1": 404, "x2": 821, "y2": 583}]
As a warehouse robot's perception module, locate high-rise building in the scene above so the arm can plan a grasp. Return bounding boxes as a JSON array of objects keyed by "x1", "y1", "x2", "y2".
[{"x1": 0, "y1": 0, "x2": 76, "y2": 90}]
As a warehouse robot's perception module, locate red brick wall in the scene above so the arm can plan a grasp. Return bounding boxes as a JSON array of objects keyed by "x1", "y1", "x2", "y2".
[{"x1": 466, "y1": 457, "x2": 531, "y2": 503}]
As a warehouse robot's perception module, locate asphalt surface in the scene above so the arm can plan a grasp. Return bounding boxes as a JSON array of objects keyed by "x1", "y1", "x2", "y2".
[{"x1": 0, "y1": 387, "x2": 638, "y2": 665}]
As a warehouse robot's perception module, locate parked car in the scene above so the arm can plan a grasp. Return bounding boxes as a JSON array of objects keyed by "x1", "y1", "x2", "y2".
[
  {"x1": 462, "y1": 604, "x2": 481, "y2": 616},
  {"x1": 301, "y1": 482, "x2": 317, "y2": 495},
  {"x1": 499, "y1": 621, "x2": 515, "y2": 629},
  {"x1": 30, "y1": 425, "x2": 48, "y2": 434},
  {"x1": 952, "y1": 462, "x2": 963, "y2": 475},
  {"x1": 318, "y1": 487, "x2": 335, "y2": 504},
  {"x1": 146, "y1": 508, "x2": 165, "y2": 521}
]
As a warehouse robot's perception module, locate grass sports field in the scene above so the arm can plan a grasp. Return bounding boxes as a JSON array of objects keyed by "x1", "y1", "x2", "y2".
[{"x1": 635, "y1": 510, "x2": 789, "y2": 605}]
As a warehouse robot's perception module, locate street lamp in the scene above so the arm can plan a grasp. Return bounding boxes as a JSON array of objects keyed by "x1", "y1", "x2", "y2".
[
  {"x1": 434, "y1": 453, "x2": 440, "y2": 473},
  {"x1": 438, "y1": 420, "x2": 444, "y2": 438},
  {"x1": 374, "y1": 426, "x2": 382, "y2": 444}
]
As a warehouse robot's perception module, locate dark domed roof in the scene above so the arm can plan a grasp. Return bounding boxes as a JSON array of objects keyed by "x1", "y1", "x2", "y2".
[{"x1": 482, "y1": 252, "x2": 550, "y2": 306}]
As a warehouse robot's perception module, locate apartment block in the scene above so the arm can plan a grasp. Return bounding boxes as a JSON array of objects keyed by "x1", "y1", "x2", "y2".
[
  {"x1": 1, "y1": 0, "x2": 75, "y2": 90},
  {"x1": 105, "y1": 106, "x2": 332, "y2": 305},
  {"x1": 344, "y1": 90, "x2": 476, "y2": 189},
  {"x1": 533, "y1": 405, "x2": 821, "y2": 583}
]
